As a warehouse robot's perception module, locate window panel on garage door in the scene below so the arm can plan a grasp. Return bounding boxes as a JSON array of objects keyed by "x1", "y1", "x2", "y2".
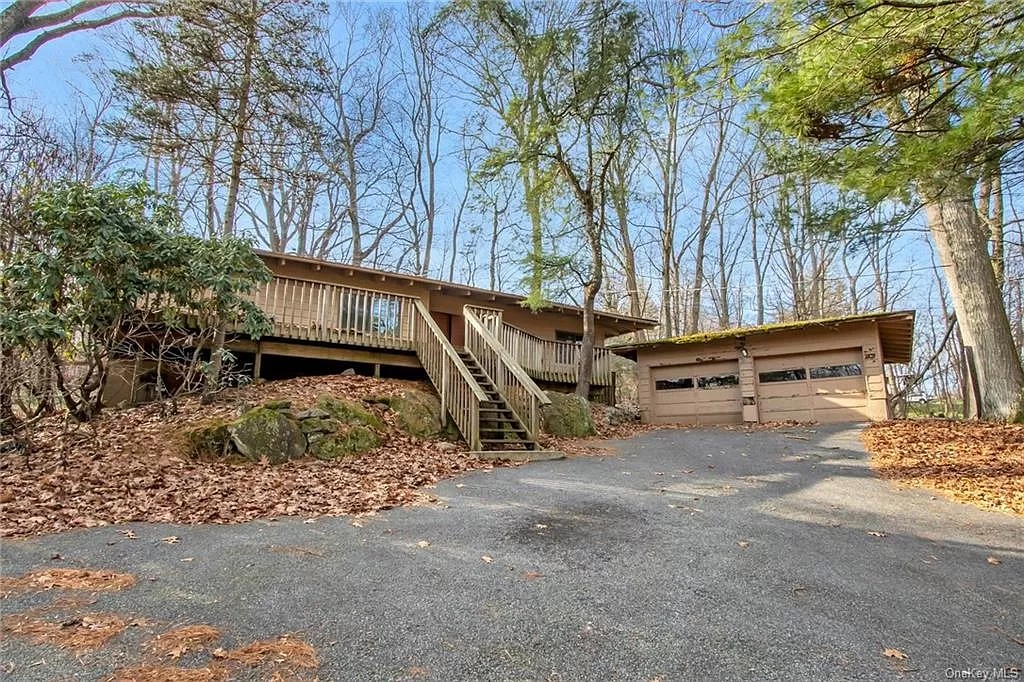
[
  {"x1": 651, "y1": 360, "x2": 741, "y2": 424},
  {"x1": 756, "y1": 349, "x2": 868, "y2": 423}
]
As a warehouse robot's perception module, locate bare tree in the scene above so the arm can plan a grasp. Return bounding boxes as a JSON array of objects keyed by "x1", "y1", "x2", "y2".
[{"x1": 1, "y1": 1, "x2": 157, "y2": 72}]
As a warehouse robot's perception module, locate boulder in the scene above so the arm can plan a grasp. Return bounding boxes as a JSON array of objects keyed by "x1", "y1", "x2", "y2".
[
  {"x1": 186, "y1": 419, "x2": 232, "y2": 458},
  {"x1": 299, "y1": 417, "x2": 338, "y2": 435},
  {"x1": 229, "y1": 407, "x2": 307, "y2": 464},
  {"x1": 370, "y1": 389, "x2": 443, "y2": 437},
  {"x1": 541, "y1": 391, "x2": 596, "y2": 438},
  {"x1": 602, "y1": 404, "x2": 637, "y2": 426},
  {"x1": 263, "y1": 399, "x2": 292, "y2": 411},
  {"x1": 294, "y1": 407, "x2": 331, "y2": 420},
  {"x1": 316, "y1": 395, "x2": 383, "y2": 429},
  {"x1": 308, "y1": 425, "x2": 380, "y2": 460}
]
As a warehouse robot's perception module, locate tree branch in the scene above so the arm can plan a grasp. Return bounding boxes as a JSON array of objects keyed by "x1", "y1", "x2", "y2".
[{"x1": 2, "y1": 3, "x2": 157, "y2": 72}]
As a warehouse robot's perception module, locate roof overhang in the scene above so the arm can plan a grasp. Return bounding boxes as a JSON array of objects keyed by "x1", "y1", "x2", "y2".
[
  {"x1": 256, "y1": 251, "x2": 659, "y2": 334},
  {"x1": 612, "y1": 310, "x2": 916, "y2": 364}
]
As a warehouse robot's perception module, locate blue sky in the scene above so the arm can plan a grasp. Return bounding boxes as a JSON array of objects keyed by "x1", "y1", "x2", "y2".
[{"x1": 1, "y1": 3, "x2": 944, "y2": 336}]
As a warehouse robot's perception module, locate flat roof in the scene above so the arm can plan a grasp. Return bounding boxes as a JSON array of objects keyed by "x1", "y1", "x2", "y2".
[
  {"x1": 257, "y1": 251, "x2": 659, "y2": 334},
  {"x1": 611, "y1": 310, "x2": 915, "y2": 364}
]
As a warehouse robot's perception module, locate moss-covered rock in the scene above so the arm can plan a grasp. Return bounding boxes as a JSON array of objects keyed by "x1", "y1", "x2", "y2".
[
  {"x1": 186, "y1": 419, "x2": 232, "y2": 458},
  {"x1": 369, "y1": 389, "x2": 442, "y2": 437},
  {"x1": 541, "y1": 391, "x2": 596, "y2": 437},
  {"x1": 263, "y1": 399, "x2": 293, "y2": 411},
  {"x1": 229, "y1": 407, "x2": 307, "y2": 464},
  {"x1": 316, "y1": 395, "x2": 383, "y2": 429},
  {"x1": 299, "y1": 416, "x2": 338, "y2": 435},
  {"x1": 308, "y1": 425, "x2": 380, "y2": 460}
]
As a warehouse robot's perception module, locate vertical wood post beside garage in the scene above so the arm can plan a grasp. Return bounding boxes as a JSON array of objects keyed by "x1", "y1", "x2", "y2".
[{"x1": 613, "y1": 311, "x2": 915, "y2": 425}]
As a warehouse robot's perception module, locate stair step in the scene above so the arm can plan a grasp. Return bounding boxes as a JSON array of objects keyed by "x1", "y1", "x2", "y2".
[{"x1": 480, "y1": 439, "x2": 533, "y2": 447}]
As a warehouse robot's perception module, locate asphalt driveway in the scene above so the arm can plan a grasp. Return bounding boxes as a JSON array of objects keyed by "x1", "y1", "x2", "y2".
[{"x1": 2, "y1": 424, "x2": 1022, "y2": 680}]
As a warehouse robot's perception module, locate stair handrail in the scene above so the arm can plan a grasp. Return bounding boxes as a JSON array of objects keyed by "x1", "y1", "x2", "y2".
[
  {"x1": 495, "y1": 320, "x2": 614, "y2": 386},
  {"x1": 411, "y1": 299, "x2": 485, "y2": 450},
  {"x1": 464, "y1": 306, "x2": 551, "y2": 443}
]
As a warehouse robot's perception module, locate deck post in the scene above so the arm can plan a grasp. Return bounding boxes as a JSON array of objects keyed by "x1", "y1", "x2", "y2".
[
  {"x1": 254, "y1": 342, "x2": 262, "y2": 380},
  {"x1": 373, "y1": 363, "x2": 381, "y2": 379}
]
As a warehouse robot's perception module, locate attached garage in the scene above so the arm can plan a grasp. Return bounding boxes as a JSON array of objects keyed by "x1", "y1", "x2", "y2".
[
  {"x1": 651, "y1": 360, "x2": 742, "y2": 424},
  {"x1": 614, "y1": 311, "x2": 914, "y2": 425}
]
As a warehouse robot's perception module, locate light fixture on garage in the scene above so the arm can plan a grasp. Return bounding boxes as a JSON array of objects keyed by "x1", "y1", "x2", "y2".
[{"x1": 740, "y1": 347, "x2": 749, "y2": 357}]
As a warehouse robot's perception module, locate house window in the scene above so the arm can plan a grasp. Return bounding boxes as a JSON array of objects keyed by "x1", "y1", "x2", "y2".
[
  {"x1": 655, "y1": 377, "x2": 694, "y2": 391},
  {"x1": 698, "y1": 374, "x2": 739, "y2": 389},
  {"x1": 810, "y1": 363, "x2": 863, "y2": 379},
  {"x1": 758, "y1": 368, "x2": 807, "y2": 383},
  {"x1": 555, "y1": 330, "x2": 584, "y2": 343}
]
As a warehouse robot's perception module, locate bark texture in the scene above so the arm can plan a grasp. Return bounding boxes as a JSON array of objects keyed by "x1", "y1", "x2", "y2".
[{"x1": 922, "y1": 187, "x2": 1024, "y2": 419}]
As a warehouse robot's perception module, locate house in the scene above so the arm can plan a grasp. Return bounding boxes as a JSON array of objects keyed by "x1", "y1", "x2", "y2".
[
  {"x1": 107, "y1": 251, "x2": 659, "y2": 453},
  {"x1": 611, "y1": 311, "x2": 915, "y2": 425}
]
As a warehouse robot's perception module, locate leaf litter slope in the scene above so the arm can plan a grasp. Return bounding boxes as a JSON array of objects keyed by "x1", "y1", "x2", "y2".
[
  {"x1": 0, "y1": 374, "x2": 506, "y2": 537},
  {"x1": 862, "y1": 420, "x2": 1024, "y2": 516}
]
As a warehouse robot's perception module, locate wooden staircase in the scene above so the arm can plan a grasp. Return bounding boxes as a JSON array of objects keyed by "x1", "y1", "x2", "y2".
[{"x1": 457, "y1": 349, "x2": 537, "y2": 451}]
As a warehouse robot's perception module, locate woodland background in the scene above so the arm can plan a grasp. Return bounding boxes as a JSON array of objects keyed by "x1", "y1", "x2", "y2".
[{"x1": 2, "y1": 0, "x2": 1022, "y2": 415}]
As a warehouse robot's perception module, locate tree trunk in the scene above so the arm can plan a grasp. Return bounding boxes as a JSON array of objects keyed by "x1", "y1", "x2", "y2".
[
  {"x1": 612, "y1": 176, "x2": 642, "y2": 320},
  {"x1": 575, "y1": 207, "x2": 602, "y2": 398},
  {"x1": 221, "y1": 3, "x2": 257, "y2": 238},
  {"x1": 922, "y1": 186, "x2": 1023, "y2": 419}
]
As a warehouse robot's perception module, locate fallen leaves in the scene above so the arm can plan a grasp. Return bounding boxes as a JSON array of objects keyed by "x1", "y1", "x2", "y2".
[
  {"x1": 862, "y1": 420, "x2": 1024, "y2": 516},
  {"x1": 736, "y1": 540, "x2": 750, "y2": 549},
  {"x1": 1, "y1": 568, "x2": 136, "y2": 595},
  {"x1": 987, "y1": 556, "x2": 1002, "y2": 565},
  {"x1": 481, "y1": 555, "x2": 493, "y2": 564},
  {"x1": 162, "y1": 536, "x2": 180, "y2": 545},
  {"x1": 2, "y1": 611, "x2": 127, "y2": 652},
  {"x1": 4, "y1": 561, "x2": 321, "y2": 680},
  {"x1": 867, "y1": 531, "x2": 887, "y2": 538},
  {"x1": 147, "y1": 624, "x2": 221, "y2": 660},
  {"x1": 882, "y1": 647, "x2": 908, "y2": 660},
  {"x1": 416, "y1": 540, "x2": 430, "y2": 549},
  {"x1": 0, "y1": 374, "x2": 507, "y2": 538},
  {"x1": 213, "y1": 634, "x2": 319, "y2": 670}
]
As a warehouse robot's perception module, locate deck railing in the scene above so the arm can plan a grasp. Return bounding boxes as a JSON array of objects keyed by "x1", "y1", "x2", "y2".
[
  {"x1": 495, "y1": 321, "x2": 615, "y2": 386},
  {"x1": 249, "y1": 276, "x2": 415, "y2": 349},
  {"x1": 412, "y1": 299, "x2": 485, "y2": 451},
  {"x1": 464, "y1": 307, "x2": 550, "y2": 442}
]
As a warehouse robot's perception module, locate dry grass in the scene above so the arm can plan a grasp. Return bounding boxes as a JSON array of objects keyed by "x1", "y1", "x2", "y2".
[
  {"x1": 1, "y1": 610, "x2": 127, "y2": 651},
  {"x1": 106, "y1": 665, "x2": 231, "y2": 682},
  {"x1": 147, "y1": 625, "x2": 222, "y2": 660},
  {"x1": 0, "y1": 568, "x2": 136, "y2": 596},
  {"x1": 215, "y1": 634, "x2": 319, "y2": 670},
  {"x1": 863, "y1": 420, "x2": 1024, "y2": 516}
]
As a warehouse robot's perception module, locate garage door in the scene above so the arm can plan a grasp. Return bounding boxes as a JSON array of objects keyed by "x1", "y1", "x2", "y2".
[
  {"x1": 650, "y1": 360, "x2": 742, "y2": 425},
  {"x1": 756, "y1": 349, "x2": 868, "y2": 423}
]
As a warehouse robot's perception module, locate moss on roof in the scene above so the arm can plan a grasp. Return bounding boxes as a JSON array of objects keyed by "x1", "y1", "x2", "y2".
[{"x1": 633, "y1": 311, "x2": 913, "y2": 348}]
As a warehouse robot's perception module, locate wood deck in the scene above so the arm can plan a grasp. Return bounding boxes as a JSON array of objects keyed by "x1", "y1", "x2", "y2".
[{"x1": 233, "y1": 276, "x2": 619, "y2": 450}]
